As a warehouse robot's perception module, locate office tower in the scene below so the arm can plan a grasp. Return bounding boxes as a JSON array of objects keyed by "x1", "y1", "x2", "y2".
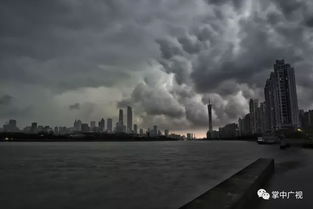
[
  {"x1": 119, "y1": 109, "x2": 123, "y2": 126},
  {"x1": 99, "y1": 118, "x2": 105, "y2": 132},
  {"x1": 107, "y1": 118, "x2": 113, "y2": 132},
  {"x1": 74, "y1": 120, "x2": 82, "y2": 131},
  {"x1": 249, "y1": 99, "x2": 259, "y2": 134},
  {"x1": 127, "y1": 106, "x2": 133, "y2": 133},
  {"x1": 133, "y1": 124, "x2": 138, "y2": 134},
  {"x1": 116, "y1": 109, "x2": 124, "y2": 133},
  {"x1": 264, "y1": 60, "x2": 299, "y2": 132},
  {"x1": 139, "y1": 128, "x2": 144, "y2": 136}
]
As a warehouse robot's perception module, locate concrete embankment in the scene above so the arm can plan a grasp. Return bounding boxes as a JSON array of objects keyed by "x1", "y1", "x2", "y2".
[{"x1": 179, "y1": 158, "x2": 274, "y2": 209}]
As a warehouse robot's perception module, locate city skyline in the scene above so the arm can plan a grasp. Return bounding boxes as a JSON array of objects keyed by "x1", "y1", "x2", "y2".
[
  {"x1": 0, "y1": 59, "x2": 312, "y2": 138},
  {"x1": 1, "y1": 1, "x2": 313, "y2": 138}
]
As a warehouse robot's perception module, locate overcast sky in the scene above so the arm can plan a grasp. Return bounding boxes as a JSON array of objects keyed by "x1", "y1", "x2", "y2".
[{"x1": 1, "y1": 0, "x2": 313, "y2": 137}]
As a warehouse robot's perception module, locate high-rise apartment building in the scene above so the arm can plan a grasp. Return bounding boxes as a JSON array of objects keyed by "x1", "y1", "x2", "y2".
[
  {"x1": 249, "y1": 99, "x2": 259, "y2": 134},
  {"x1": 264, "y1": 60, "x2": 299, "y2": 132}
]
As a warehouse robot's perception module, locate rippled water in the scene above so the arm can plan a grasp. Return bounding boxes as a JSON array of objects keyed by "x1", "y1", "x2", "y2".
[{"x1": 0, "y1": 141, "x2": 298, "y2": 209}]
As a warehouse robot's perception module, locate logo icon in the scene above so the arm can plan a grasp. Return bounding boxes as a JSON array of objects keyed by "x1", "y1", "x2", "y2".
[{"x1": 257, "y1": 189, "x2": 270, "y2": 200}]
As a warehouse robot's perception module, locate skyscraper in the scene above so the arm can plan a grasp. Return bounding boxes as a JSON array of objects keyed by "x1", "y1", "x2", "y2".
[
  {"x1": 98, "y1": 118, "x2": 105, "y2": 132},
  {"x1": 119, "y1": 109, "x2": 123, "y2": 126},
  {"x1": 249, "y1": 99, "x2": 259, "y2": 134},
  {"x1": 207, "y1": 101, "x2": 213, "y2": 139},
  {"x1": 133, "y1": 124, "x2": 138, "y2": 134},
  {"x1": 127, "y1": 106, "x2": 133, "y2": 133},
  {"x1": 264, "y1": 60, "x2": 299, "y2": 132},
  {"x1": 107, "y1": 118, "x2": 113, "y2": 132},
  {"x1": 116, "y1": 109, "x2": 124, "y2": 133}
]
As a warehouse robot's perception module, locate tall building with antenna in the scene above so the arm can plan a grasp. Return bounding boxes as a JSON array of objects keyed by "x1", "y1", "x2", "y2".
[{"x1": 207, "y1": 100, "x2": 213, "y2": 139}]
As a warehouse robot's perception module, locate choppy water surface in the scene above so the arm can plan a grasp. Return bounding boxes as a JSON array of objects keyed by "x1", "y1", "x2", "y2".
[{"x1": 0, "y1": 141, "x2": 305, "y2": 209}]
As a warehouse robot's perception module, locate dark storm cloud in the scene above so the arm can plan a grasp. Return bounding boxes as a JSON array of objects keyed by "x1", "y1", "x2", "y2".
[
  {"x1": 1, "y1": 0, "x2": 313, "y2": 130},
  {"x1": 129, "y1": 82, "x2": 185, "y2": 118},
  {"x1": 154, "y1": 0, "x2": 313, "y2": 128},
  {"x1": 156, "y1": 39, "x2": 184, "y2": 59},
  {"x1": 204, "y1": 0, "x2": 245, "y2": 9},
  {"x1": 0, "y1": 94, "x2": 12, "y2": 106},
  {"x1": 0, "y1": 0, "x2": 156, "y2": 92},
  {"x1": 69, "y1": 103, "x2": 80, "y2": 110},
  {"x1": 0, "y1": 93, "x2": 33, "y2": 119}
]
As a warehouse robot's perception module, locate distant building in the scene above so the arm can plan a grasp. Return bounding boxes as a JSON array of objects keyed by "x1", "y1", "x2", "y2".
[
  {"x1": 119, "y1": 109, "x2": 123, "y2": 126},
  {"x1": 90, "y1": 121, "x2": 96, "y2": 132},
  {"x1": 187, "y1": 133, "x2": 194, "y2": 140},
  {"x1": 211, "y1": 130, "x2": 220, "y2": 139},
  {"x1": 127, "y1": 106, "x2": 133, "y2": 133},
  {"x1": 300, "y1": 109, "x2": 313, "y2": 132},
  {"x1": 107, "y1": 118, "x2": 113, "y2": 132},
  {"x1": 73, "y1": 120, "x2": 82, "y2": 132},
  {"x1": 164, "y1": 129, "x2": 169, "y2": 137},
  {"x1": 81, "y1": 123, "x2": 89, "y2": 132},
  {"x1": 139, "y1": 128, "x2": 144, "y2": 136},
  {"x1": 264, "y1": 60, "x2": 299, "y2": 132},
  {"x1": 31, "y1": 122, "x2": 38, "y2": 133},
  {"x1": 116, "y1": 109, "x2": 124, "y2": 133},
  {"x1": 152, "y1": 125, "x2": 158, "y2": 137},
  {"x1": 258, "y1": 102, "x2": 267, "y2": 134},
  {"x1": 249, "y1": 99, "x2": 259, "y2": 134},
  {"x1": 2, "y1": 119, "x2": 19, "y2": 132},
  {"x1": 54, "y1": 127, "x2": 59, "y2": 135},
  {"x1": 133, "y1": 124, "x2": 138, "y2": 134},
  {"x1": 219, "y1": 123, "x2": 238, "y2": 139},
  {"x1": 98, "y1": 118, "x2": 105, "y2": 132},
  {"x1": 238, "y1": 113, "x2": 251, "y2": 136}
]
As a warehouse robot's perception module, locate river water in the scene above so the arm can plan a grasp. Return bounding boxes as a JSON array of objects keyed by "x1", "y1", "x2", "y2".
[{"x1": 0, "y1": 141, "x2": 307, "y2": 209}]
